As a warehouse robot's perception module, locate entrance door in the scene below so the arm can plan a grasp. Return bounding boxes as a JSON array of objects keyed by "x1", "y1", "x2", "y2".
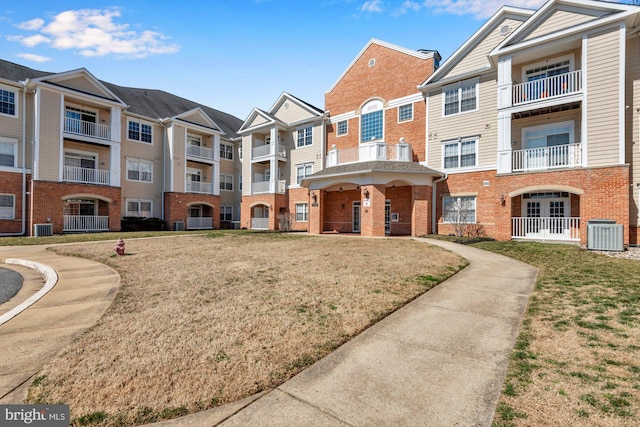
[
  {"x1": 352, "y1": 201, "x2": 361, "y2": 233},
  {"x1": 523, "y1": 193, "x2": 569, "y2": 238}
]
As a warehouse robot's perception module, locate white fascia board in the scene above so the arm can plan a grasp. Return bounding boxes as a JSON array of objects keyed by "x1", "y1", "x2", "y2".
[
  {"x1": 269, "y1": 92, "x2": 324, "y2": 117},
  {"x1": 419, "y1": 6, "x2": 535, "y2": 89},
  {"x1": 327, "y1": 38, "x2": 439, "y2": 95},
  {"x1": 327, "y1": 111, "x2": 357, "y2": 124},
  {"x1": 421, "y1": 67, "x2": 495, "y2": 91},
  {"x1": 171, "y1": 107, "x2": 224, "y2": 134},
  {"x1": 32, "y1": 67, "x2": 126, "y2": 105},
  {"x1": 387, "y1": 92, "x2": 424, "y2": 108},
  {"x1": 171, "y1": 118, "x2": 223, "y2": 135}
]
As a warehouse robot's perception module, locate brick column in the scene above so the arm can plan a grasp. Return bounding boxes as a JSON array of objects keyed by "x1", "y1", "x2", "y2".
[
  {"x1": 308, "y1": 190, "x2": 323, "y2": 234},
  {"x1": 411, "y1": 184, "x2": 431, "y2": 236},
  {"x1": 361, "y1": 184, "x2": 386, "y2": 237}
]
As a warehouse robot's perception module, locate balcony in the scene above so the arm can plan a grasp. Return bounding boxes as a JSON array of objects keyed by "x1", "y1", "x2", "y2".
[
  {"x1": 513, "y1": 70, "x2": 582, "y2": 106},
  {"x1": 63, "y1": 166, "x2": 110, "y2": 185},
  {"x1": 186, "y1": 145, "x2": 214, "y2": 161},
  {"x1": 187, "y1": 217, "x2": 213, "y2": 230},
  {"x1": 251, "y1": 179, "x2": 286, "y2": 194},
  {"x1": 326, "y1": 141, "x2": 411, "y2": 167},
  {"x1": 251, "y1": 217, "x2": 269, "y2": 230},
  {"x1": 64, "y1": 117, "x2": 111, "y2": 140},
  {"x1": 186, "y1": 181, "x2": 214, "y2": 194},
  {"x1": 512, "y1": 143, "x2": 581, "y2": 172},
  {"x1": 63, "y1": 215, "x2": 109, "y2": 232},
  {"x1": 252, "y1": 143, "x2": 286, "y2": 160},
  {"x1": 512, "y1": 217, "x2": 580, "y2": 241}
]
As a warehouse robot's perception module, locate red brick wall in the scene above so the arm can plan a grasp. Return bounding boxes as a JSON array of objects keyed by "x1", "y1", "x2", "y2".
[
  {"x1": 240, "y1": 193, "x2": 288, "y2": 230},
  {"x1": 323, "y1": 189, "x2": 359, "y2": 233},
  {"x1": 164, "y1": 192, "x2": 221, "y2": 230},
  {"x1": 386, "y1": 186, "x2": 412, "y2": 235},
  {"x1": 0, "y1": 172, "x2": 28, "y2": 234},
  {"x1": 361, "y1": 184, "x2": 387, "y2": 236},
  {"x1": 411, "y1": 184, "x2": 432, "y2": 236},
  {"x1": 287, "y1": 187, "x2": 309, "y2": 232},
  {"x1": 31, "y1": 181, "x2": 121, "y2": 235}
]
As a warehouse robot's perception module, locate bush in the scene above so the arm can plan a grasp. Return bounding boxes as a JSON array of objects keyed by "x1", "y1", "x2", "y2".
[{"x1": 121, "y1": 217, "x2": 168, "y2": 232}]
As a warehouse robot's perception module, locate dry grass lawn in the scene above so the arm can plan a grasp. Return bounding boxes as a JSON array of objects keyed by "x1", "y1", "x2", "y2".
[{"x1": 28, "y1": 233, "x2": 464, "y2": 426}]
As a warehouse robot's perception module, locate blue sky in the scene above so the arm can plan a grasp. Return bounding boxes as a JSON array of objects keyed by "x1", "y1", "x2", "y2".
[{"x1": 0, "y1": 1, "x2": 633, "y2": 121}]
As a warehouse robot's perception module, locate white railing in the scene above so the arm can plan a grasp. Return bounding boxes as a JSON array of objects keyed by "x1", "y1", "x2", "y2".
[
  {"x1": 187, "y1": 217, "x2": 213, "y2": 229},
  {"x1": 512, "y1": 217, "x2": 580, "y2": 241},
  {"x1": 513, "y1": 70, "x2": 582, "y2": 105},
  {"x1": 252, "y1": 143, "x2": 286, "y2": 159},
  {"x1": 186, "y1": 144, "x2": 214, "y2": 160},
  {"x1": 326, "y1": 142, "x2": 412, "y2": 167},
  {"x1": 64, "y1": 117, "x2": 111, "y2": 140},
  {"x1": 251, "y1": 217, "x2": 269, "y2": 229},
  {"x1": 512, "y1": 143, "x2": 581, "y2": 172},
  {"x1": 186, "y1": 181, "x2": 214, "y2": 194},
  {"x1": 251, "y1": 179, "x2": 286, "y2": 194},
  {"x1": 63, "y1": 215, "x2": 109, "y2": 232},
  {"x1": 63, "y1": 166, "x2": 110, "y2": 185}
]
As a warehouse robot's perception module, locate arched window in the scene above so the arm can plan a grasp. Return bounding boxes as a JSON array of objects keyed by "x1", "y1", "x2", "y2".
[{"x1": 360, "y1": 100, "x2": 384, "y2": 143}]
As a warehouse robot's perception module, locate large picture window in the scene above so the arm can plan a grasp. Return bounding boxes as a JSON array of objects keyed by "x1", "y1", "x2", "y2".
[
  {"x1": 443, "y1": 196, "x2": 476, "y2": 224},
  {"x1": 361, "y1": 99, "x2": 384, "y2": 142},
  {"x1": 443, "y1": 139, "x2": 477, "y2": 169},
  {"x1": 443, "y1": 79, "x2": 477, "y2": 116}
]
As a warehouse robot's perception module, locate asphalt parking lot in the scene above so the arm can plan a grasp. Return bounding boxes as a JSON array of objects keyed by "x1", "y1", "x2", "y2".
[{"x1": 0, "y1": 267, "x2": 23, "y2": 305}]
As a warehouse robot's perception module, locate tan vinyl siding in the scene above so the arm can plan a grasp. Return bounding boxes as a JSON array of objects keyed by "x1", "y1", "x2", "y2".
[
  {"x1": 57, "y1": 76, "x2": 110, "y2": 98},
  {"x1": 64, "y1": 99, "x2": 111, "y2": 125},
  {"x1": 172, "y1": 125, "x2": 187, "y2": 191},
  {"x1": 512, "y1": 48, "x2": 581, "y2": 84},
  {"x1": 25, "y1": 95, "x2": 35, "y2": 167},
  {"x1": 626, "y1": 36, "x2": 640, "y2": 226},
  {"x1": 511, "y1": 109, "x2": 582, "y2": 152},
  {"x1": 288, "y1": 123, "x2": 323, "y2": 187},
  {"x1": 250, "y1": 115, "x2": 269, "y2": 127},
  {"x1": 447, "y1": 18, "x2": 524, "y2": 78},
  {"x1": 426, "y1": 75, "x2": 497, "y2": 169},
  {"x1": 522, "y1": 9, "x2": 603, "y2": 42},
  {"x1": 274, "y1": 101, "x2": 315, "y2": 123},
  {"x1": 241, "y1": 135, "x2": 252, "y2": 196},
  {"x1": 586, "y1": 27, "x2": 620, "y2": 166},
  {"x1": 179, "y1": 112, "x2": 210, "y2": 128},
  {"x1": 38, "y1": 89, "x2": 62, "y2": 181}
]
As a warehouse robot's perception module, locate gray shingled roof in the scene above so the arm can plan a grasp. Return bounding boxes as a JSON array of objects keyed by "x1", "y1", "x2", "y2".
[
  {"x1": 0, "y1": 58, "x2": 243, "y2": 139},
  {"x1": 305, "y1": 161, "x2": 443, "y2": 180}
]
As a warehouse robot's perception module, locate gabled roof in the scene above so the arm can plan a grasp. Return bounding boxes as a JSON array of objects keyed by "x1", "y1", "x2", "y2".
[
  {"x1": 330, "y1": 38, "x2": 441, "y2": 94},
  {"x1": 269, "y1": 92, "x2": 325, "y2": 118},
  {"x1": 0, "y1": 59, "x2": 50, "y2": 84},
  {"x1": 31, "y1": 67, "x2": 126, "y2": 105},
  {"x1": 238, "y1": 91, "x2": 325, "y2": 134},
  {"x1": 490, "y1": 0, "x2": 640, "y2": 58},
  {"x1": 164, "y1": 107, "x2": 223, "y2": 133},
  {"x1": 418, "y1": 6, "x2": 534, "y2": 89},
  {"x1": 238, "y1": 108, "x2": 284, "y2": 134}
]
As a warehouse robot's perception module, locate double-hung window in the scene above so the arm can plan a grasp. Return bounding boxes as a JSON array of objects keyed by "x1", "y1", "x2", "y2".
[
  {"x1": 443, "y1": 79, "x2": 477, "y2": 116},
  {"x1": 297, "y1": 126, "x2": 312, "y2": 147},
  {"x1": 128, "y1": 120, "x2": 152, "y2": 143},
  {"x1": 296, "y1": 162, "x2": 313, "y2": 185},
  {"x1": 0, "y1": 88, "x2": 16, "y2": 116},
  {"x1": 220, "y1": 143, "x2": 233, "y2": 160},
  {"x1": 443, "y1": 196, "x2": 476, "y2": 224},
  {"x1": 126, "y1": 158, "x2": 153, "y2": 182},
  {"x1": 337, "y1": 120, "x2": 348, "y2": 136},
  {"x1": 0, "y1": 194, "x2": 15, "y2": 219},
  {"x1": 220, "y1": 205, "x2": 233, "y2": 222},
  {"x1": 398, "y1": 104, "x2": 413, "y2": 122},
  {"x1": 220, "y1": 174, "x2": 234, "y2": 191},
  {"x1": 295, "y1": 203, "x2": 308, "y2": 222},
  {"x1": 0, "y1": 140, "x2": 17, "y2": 167},
  {"x1": 443, "y1": 138, "x2": 477, "y2": 169},
  {"x1": 126, "y1": 200, "x2": 152, "y2": 217}
]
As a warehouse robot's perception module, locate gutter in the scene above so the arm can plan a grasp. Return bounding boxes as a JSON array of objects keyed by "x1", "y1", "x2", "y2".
[{"x1": 432, "y1": 173, "x2": 448, "y2": 235}]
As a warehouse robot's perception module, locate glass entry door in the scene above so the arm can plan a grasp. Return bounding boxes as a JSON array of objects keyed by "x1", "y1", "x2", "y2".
[{"x1": 352, "y1": 201, "x2": 361, "y2": 233}]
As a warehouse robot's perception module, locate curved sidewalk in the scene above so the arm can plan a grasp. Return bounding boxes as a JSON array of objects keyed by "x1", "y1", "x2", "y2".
[
  {"x1": 153, "y1": 237, "x2": 538, "y2": 426},
  {"x1": 0, "y1": 245, "x2": 120, "y2": 403}
]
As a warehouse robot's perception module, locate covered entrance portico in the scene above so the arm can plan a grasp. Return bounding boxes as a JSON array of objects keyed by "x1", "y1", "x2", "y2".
[{"x1": 302, "y1": 161, "x2": 442, "y2": 237}]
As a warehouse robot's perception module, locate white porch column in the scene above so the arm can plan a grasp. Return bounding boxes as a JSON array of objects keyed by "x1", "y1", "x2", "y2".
[
  {"x1": 110, "y1": 107, "x2": 121, "y2": 142},
  {"x1": 497, "y1": 111, "x2": 512, "y2": 174},
  {"x1": 270, "y1": 127, "x2": 278, "y2": 155},
  {"x1": 497, "y1": 57, "x2": 513, "y2": 109},
  {"x1": 269, "y1": 159, "x2": 277, "y2": 193},
  {"x1": 212, "y1": 163, "x2": 220, "y2": 196},
  {"x1": 213, "y1": 134, "x2": 221, "y2": 161},
  {"x1": 327, "y1": 144, "x2": 338, "y2": 167},
  {"x1": 110, "y1": 143, "x2": 121, "y2": 186}
]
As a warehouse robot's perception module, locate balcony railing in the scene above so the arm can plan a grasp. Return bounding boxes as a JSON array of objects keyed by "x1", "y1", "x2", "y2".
[
  {"x1": 63, "y1": 166, "x2": 110, "y2": 185},
  {"x1": 63, "y1": 215, "x2": 109, "y2": 232},
  {"x1": 186, "y1": 144, "x2": 214, "y2": 160},
  {"x1": 252, "y1": 143, "x2": 286, "y2": 159},
  {"x1": 251, "y1": 179, "x2": 286, "y2": 194},
  {"x1": 64, "y1": 117, "x2": 111, "y2": 140},
  {"x1": 187, "y1": 217, "x2": 213, "y2": 230},
  {"x1": 186, "y1": 181, "x2": 214, "y2": 194},
  {"x1": 513, "y1": 70, "x2": 582, "y2": 105},
  {"x1": 512, "y1": 217, "x2": 580, "y2": 241},
  {"x1": 326, "y1": 141, "x2": 411, "y2": 167},
  {"x1": 251, "y1": 217, "x2": 269, "y2": 230},
  {"x1": 512, "y1": 143, "x2": 581, "y2": 172}
]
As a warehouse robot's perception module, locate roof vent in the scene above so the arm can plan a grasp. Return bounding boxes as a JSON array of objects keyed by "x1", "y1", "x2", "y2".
[
  {"x1": 368, "y1": 58, "x2": 376, "y2": 68},
  {"x1": 499, "y1": 24, "x2": 511, "y2": 36}
]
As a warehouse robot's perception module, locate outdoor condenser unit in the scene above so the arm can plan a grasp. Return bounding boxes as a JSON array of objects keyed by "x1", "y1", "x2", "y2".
[
  {"x1": 173, "y1": 221, "x2": 185, "y2": 231},
  {"x1": 587, "y1": 219, "x2": 623, "y2": 251},
  {"x1": 33, "y1": 223, "x2": 53, "y2": 237}
]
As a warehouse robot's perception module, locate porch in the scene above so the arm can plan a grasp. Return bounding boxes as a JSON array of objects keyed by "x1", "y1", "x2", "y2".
[
  {"x1": 512, "y1": 216, "x2": 580, "y2": 241},
  {"x1": 509, "y1": 190, "x2": 581, "y2": 242},
  {"x1": 63, "y1": 215, "x2": 109, "y2": 232},
  {"x1": 512, "y1": 143, "x2": 582, "y2": 172},
  {"x1": 512, "y1": 70, "x2": 582, "y2": 106},
  {"x1": 63, "y1": 166, "x2": 111, "y2": 185},
  {"x1": 63, "y1": 197, "x2": 111, "y2": 232}
]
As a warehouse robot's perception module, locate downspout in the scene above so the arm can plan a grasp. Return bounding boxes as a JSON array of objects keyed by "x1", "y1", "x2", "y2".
[
  {"x1": 432, "y1": 173, "x2": 447, "y2": 235},
  {"x1": 159, "y1": 118, "x2": 167, "y2": 221}
]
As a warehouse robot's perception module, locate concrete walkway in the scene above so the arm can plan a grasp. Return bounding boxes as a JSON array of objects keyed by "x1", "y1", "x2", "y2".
[
  {"x1": 0, "y1": 245, "x2": 120, "y2": 403},
  {"x1": 153, "y1": 237, "x2": 538, "y2": 427}
]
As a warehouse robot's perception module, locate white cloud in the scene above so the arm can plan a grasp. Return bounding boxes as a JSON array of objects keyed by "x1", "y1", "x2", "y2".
[
  {"x1": 422, "y1": 0, "x2": 546, "y2": 19},
  {"x1": 9, "y1": 8, "x2": 179, "y2": 58},
  {"x1": 16, "y1": 53, "x2": 52, "y2": 62},
  {"x1": 361, "y1": 0, "x2": 384, "y2": 13},
  {"x1": 392, "y1": 1, "x2": 421, "y2": 16}
]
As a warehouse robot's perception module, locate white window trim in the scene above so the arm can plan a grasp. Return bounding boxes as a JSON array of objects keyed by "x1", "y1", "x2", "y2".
[
  {"x1": 295, "y1": 202, "x2": 309, "y2": 222},
  {"x1": 398, "y1": 103, "x2": 414, "y2": 123},
  {"x1": 442, "y1": 195, "x2": 477, "y2": 224},
  {"x1": 126, "y1": 119, "x2": 154, "y2": 144},
  {"x1": 0, "y1": 84, "x2": 18, "y2": 118},
  {"x1": 360, "y1": 99, "x2": 385, "y2": 144},
  {"x1": 520, "y1": 120, "x2": 575, "y2": 148},
  {"x1": 296, "y1": 125, "x2": 313, "y2": 147},
  {"x1": 442, "y1": 78, "x2": 479, "y2": 117},
  {"x1": 0, "y1": 137, "x2": 19, "y2": 169},
  {"x1": 336, "y1": 120, "x2": 348, "y2": 137},
  {"x1": 441, "y1": 137, "x2": 479, "y2": 170},
  {"x1": 295, "y1": 162, "x2": 313, "y2": 187},
  {"x1": 125, "y1": 198, "x2": 153, "y2": 218},
  {"x1": 220, "y1": 174, "x2": 234, "y2": 191},
  {"x1": 0, "y1": 194, "x2": 15, "y2": 220},
  {"x1": 220, "y1": 142, "x2": 234, "y2": 160},
  {"x1": 220, "y1": 205, "x2": 233, "y2": 221},
  {"x1": 65, "y1": 104, "x2": 99, "y2": 122},
  {"x1": 125, "y1": 157, "x2": 153, "y2": 183},
  {"x1": 521, "y1": 54, "x2": 575, "y2": 82}
]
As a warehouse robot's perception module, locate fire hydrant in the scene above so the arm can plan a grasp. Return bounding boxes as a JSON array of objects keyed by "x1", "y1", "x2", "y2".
[{"x1": 114, "y1": 238, "x2": 125, "y2": 256}]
